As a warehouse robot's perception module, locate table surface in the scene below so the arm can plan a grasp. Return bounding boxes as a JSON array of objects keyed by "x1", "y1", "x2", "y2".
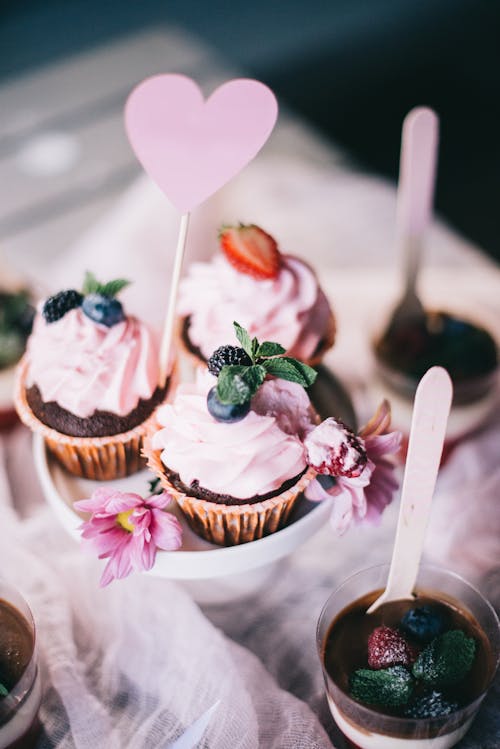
[{"x1": 1, "y1": 26, "x2": 499, "y2": 749}]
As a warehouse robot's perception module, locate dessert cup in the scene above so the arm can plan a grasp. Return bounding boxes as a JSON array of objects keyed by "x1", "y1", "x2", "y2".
[
  {"x1": 144, "y1": 429, "x2": 316, "y2": 545},
  {"x1": 16, "y1": 357, "x2": 177, "y2": 481},
  {"x1": 317, "y1": 564, "x2": 500, "y2": 749},
  {"x1": 0, "y1": 580, "x2": 41, "y2": 749},
  {"x1": 371, "y1": 310, "x2": 499, "y2": 459}
]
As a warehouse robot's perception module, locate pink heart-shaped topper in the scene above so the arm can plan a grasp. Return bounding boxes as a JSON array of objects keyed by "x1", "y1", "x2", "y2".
[{"x1": 125, "y1": 74, "x2": 278, "y2": 213}]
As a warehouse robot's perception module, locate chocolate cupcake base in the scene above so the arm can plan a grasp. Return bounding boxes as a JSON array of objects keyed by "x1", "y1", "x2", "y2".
[
  {"x1": 15, "y1": 358, "x2": 175, "y2": 481},
  {"x1": 144, "y1": 430, "x2": 317, "y2": 545}
]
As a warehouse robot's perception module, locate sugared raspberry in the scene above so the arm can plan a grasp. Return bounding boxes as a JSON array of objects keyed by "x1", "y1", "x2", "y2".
[
  {"x1": 368, "y1": 626, "x2": 418, "y2": 670},
  {"x1": 304, "y1": 417, "x2": 367, "y2": 477}
]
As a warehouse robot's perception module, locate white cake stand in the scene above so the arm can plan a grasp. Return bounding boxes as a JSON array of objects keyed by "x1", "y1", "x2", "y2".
[{"x1": 33, "y1": 367, "x2": 352, "y2": 603}]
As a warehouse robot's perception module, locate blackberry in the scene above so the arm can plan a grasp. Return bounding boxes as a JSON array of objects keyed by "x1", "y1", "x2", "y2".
[
  {"x1": 405, "y1": 691, "x2": 459, "y2": 719},
  {"x1": 207, "y1": 345, "x2": 252, "y2": 376},
  {"x1": 43, "y1": 290, "x2": 83, "y2": 323}
]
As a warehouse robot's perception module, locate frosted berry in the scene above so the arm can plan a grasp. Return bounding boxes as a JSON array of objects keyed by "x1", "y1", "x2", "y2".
[
  {"x1": 82, "y1": 293, "x2": 125, "y2": 327},
  {"x1": 207, "y1": 345, "x2": 252, "y2": 376},
  {"x1": 368, "y1": 626, "x2": 418, "y2": 670},
  {"x1": 207, "y1": 387, "x2": 250, "y2": 423},
  {"x1": 42, "y1": 290, "x2": 83, "y2": 323},
  {"x1": 405, "y1": 690, "x2": 459, "y2": 719},
  {"x1": 350, "y1": 666, "x2": 414, "y2": 708}
]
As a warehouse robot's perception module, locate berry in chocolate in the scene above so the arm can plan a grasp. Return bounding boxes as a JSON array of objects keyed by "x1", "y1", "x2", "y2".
[
  {"x1": 304, "y1": 417, "x2": 367, "y2": 477},
  {"x1": 207, "y1": 386, "x2": 250, "y2": 423},
  {"x1": 82, "y1": 293, "x2": 125, "y2": 327},
  {"x1": 219, "y1": 223, "x2": 282, "y2": 280},
  {"x1": 42, "y1": 289, "x2": 83, "y2": 323},
  {"x1": 401, "y1": 605, "x2": 449, "y2": 643},
  {"x1": 404, "y1": 690, "x2": 459, "y2": 719},
  {"x1": 412, "y1": 630, "x2": 476, "y2": 688},
  {"x1": 350, "y1": 665, "x2": 414, "y2": 708},
  {"x1": 208, "y1": 345, "x2": 252, "y2": 376},
  {"x1": 367, "y1": 626, "x2": 418, "y2": 670}
]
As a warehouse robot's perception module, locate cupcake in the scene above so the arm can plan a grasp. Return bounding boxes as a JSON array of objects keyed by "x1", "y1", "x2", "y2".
[
  {"x1": 146, "y1": 323, "x2": 400, "y2": 546},
  {"x1": 177, "y1": 223, "x2": 335, "y2": 369},
  {"x1": 0, "y1": 287, "x2": 34, "y2": 429},
  {"x1": 15, "y1": 272, "x2": 174, "y2": 480}
]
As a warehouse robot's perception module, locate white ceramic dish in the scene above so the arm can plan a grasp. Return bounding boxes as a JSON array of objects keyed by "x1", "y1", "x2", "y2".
[
  {"x1": 34, "y1": 431, "x2": 332, "y2": 578},
  {"x1": 33, "y1": 366, "x2": 353, "y2": 602}
]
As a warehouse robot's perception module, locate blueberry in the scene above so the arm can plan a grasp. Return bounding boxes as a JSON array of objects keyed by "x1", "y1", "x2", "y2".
[
  {"x1": 207, "y1": 386, "x2": 250, "y2": 423},
  {"x1": 82, "y1": 293, "x2": 125, "y2": 327},
  {"x1": 401, "y1": 605, "x2": 449, "y2": 643}
]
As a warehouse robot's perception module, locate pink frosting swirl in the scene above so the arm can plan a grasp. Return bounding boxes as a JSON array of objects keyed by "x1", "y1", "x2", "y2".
[
  {"x1": 178, "y1": 254, "x2": 332, "y2": 360},
  {"x1": 152, "y1": 372, "x2": 311, "y2": 499},
  {"x1": 26, "y1": 308, "x2": 160, "y2": 418}
]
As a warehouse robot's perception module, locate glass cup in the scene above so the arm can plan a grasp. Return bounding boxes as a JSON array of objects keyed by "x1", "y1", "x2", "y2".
[
  {"x1": 316, "y1": 564, "x2": 500, "y2": 749},
  {"x1": 0, "y1": 580, "x2": 42, "y2": 749}
]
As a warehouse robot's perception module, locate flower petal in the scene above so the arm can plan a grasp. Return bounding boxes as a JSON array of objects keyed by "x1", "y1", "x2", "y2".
[{"x1": 150, "y1": 510, "x2": 183, "y2": 551}]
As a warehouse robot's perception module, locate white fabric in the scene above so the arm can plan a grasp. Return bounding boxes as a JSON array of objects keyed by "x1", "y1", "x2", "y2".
[{"x1": 2, "y1": 115, "x2": 500, "y2": 748}]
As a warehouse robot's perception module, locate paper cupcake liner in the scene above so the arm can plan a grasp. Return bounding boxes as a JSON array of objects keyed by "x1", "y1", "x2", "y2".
[
  {"x1": 15, "y1": 358, "x2": 177, "y2": 481},
  {"x1": 177, "y1": 312, "x2": 336, "y2": 371},
  {"x1": 144, "y1": 431, "x2": 317, "y2": 545}
]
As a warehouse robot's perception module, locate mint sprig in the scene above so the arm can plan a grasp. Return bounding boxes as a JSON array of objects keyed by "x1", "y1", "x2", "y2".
[
  {"x1": 82, "y1": 272, "x2": 130, "y2": 298},
  {"x1": 216, "y1": 322, "x2": 316, "y2": 405}
]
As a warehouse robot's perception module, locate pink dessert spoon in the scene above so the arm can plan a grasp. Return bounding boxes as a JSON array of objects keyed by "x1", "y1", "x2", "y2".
[{"x1": 367, "y1": 366, "x2": 453, "y2": 613}]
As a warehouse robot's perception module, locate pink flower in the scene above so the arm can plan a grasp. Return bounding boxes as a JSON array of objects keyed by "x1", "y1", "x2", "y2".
[
  {"x1": 75, "y1": 488, "x2": 183, "y2": 586},
  {"x1": 305, "y1": 401, "x2": 401, "y2": 534}
]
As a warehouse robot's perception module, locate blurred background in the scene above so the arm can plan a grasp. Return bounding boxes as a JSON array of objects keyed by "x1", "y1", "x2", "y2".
[{"x1": 1, "y1": 0, "x2": 499, "y2": 266}]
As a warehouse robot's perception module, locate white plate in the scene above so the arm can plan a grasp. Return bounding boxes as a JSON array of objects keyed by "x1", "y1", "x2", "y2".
[
  {"x1": 34, "y1": 435, "x2": 333, "y2": 581},
  {"x1": 32, "y1": 367, "x2": 354, "y2": 601}
]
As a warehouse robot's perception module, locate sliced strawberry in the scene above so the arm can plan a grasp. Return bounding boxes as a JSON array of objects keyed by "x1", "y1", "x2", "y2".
[{"x1": 219, "y1": 224, "x2": 282, "y2": 280}]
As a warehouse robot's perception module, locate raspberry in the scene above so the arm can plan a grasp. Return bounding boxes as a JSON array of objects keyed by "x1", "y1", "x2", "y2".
[
  {"x1": 304, "y1": 417, "x2": 367, "y2": 477},
  {"x1": 42, "y1": 290, "x2": 83, "y2": 323},
  {"x1": 207, "y1": 345, "x2": 252, "y2": 376},
  {"x1": 368, "y1": 626, "x2": 418, "y2": 670}
]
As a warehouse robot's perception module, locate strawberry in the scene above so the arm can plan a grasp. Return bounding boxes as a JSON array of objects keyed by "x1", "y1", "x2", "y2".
[{"x1": 219, "y1": 224, "x2": 282, "y2": 280}]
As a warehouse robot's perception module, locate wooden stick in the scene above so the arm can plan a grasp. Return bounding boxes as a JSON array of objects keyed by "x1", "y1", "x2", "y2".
[{"x1": 159, "y1": 211, "x2": 190, "y2": 386}]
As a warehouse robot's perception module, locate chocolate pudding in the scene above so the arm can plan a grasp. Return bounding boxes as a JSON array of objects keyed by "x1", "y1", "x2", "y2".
[
  {"x1": 321, "y1": 590, "x2": 494, "y2": 747},
  {"x1": 375, "y1": 311, "x2": 498, "y2": 405},
  {"x1": 0, "y1": 599, "x2": 41, "y2": 749}
]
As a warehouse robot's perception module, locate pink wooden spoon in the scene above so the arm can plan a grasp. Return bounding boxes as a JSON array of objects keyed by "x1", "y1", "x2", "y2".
[{"x1": 368, "y1": 366, "x2": 453, "y2": 613}]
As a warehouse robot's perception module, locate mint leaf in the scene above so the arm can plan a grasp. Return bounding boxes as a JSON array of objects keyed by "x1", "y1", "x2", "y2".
[
  {"x1": 0, "y1": 682, "x2": 8, "y2": 697},
  {"x1": 256, "y1": 341, "x2": 286, "y2": 358},
  {"x1": 82, "y1": 271, "x2": 100, "y2": 295},
  {"x1": 100, "y1": 279, "x2": 130, "y2": 298},
  {"x1": 263, "y1": 357, "x2": 317, "y2": 387},
  {"x1": 217, "y1": 364, "x2": 266, "y2": 404},
  {"x1": 233, "y1": 322, "x2": 253, "y2": 359},
  {"x1": 82, "y1": 273, "x2": 130, "y2": 298},
  {"x1": 251, "y1": 337, "x2": 259, "y2": 360},
  {"x1": 217, "y1": 366, "x2": 252, "y2": 405},
  {"x1": 148, "y1": 477, "x2": 162, "y2": 495}
]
